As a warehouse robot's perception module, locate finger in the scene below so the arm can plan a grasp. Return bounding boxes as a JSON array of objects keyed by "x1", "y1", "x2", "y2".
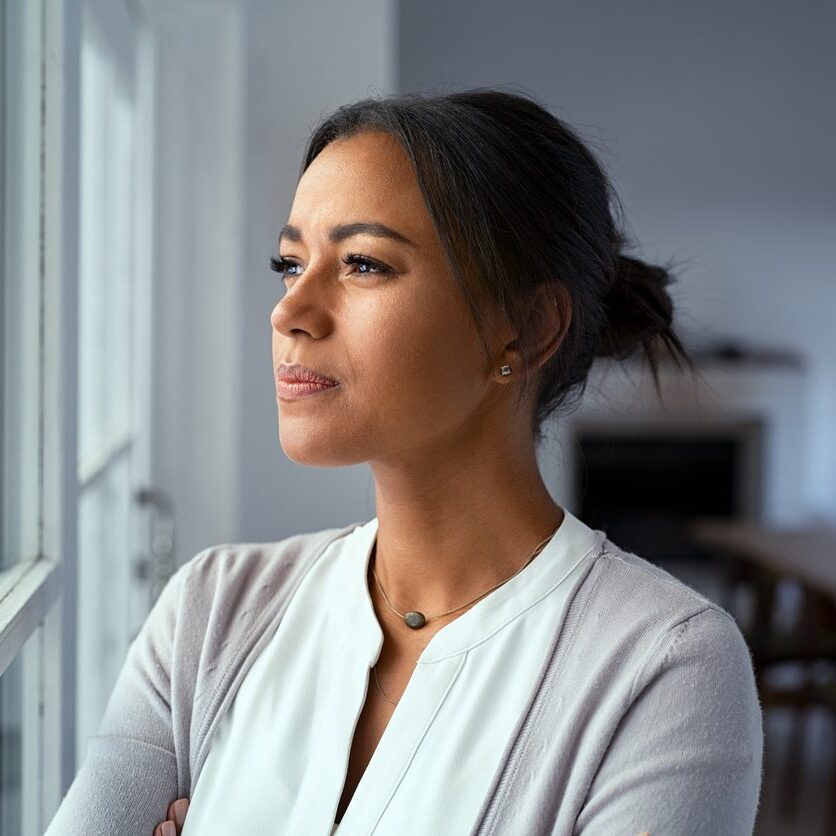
[
  {"x1": 161, "y1": 822, "x2": 176, "y2": 836},
  {"x1": 166, "y1": 797, "x2": 188, "y2": 822},
  {"x1": 172, "y1": 798, "x2": 189, "y2": 828}
]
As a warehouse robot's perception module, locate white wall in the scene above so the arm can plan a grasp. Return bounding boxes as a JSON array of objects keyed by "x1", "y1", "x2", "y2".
[
  {"x1": 236, "y1": 0, "x2": 396, "y2": 541},
  {"x1": 145, "y1": 0, "x2": 396, "y2": 562},
  {"x1": 145, "y1": 0, "x2": 245, "y2": 564},
  {"x1": 398, "y1": 0, "x2": 836, "y2": 521}
]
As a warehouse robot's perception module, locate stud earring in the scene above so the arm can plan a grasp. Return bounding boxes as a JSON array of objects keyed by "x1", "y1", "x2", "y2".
[{"x1": 500, "y1": 364, "x2": 512, "y2": 376}]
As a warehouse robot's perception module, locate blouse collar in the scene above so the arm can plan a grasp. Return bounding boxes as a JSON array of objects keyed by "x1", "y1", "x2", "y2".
[{"x1": 334, "y1": 508, "x2": 605, "y2": 666}]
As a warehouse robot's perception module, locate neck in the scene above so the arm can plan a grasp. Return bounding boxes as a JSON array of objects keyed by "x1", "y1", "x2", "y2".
[{"x1": 367, "y1": 440, "x2": 565, "y2": 620}]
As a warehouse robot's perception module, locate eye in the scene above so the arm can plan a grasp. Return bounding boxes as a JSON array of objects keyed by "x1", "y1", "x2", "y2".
[
  {"x1": 341, "y1": 253, "x2": 393, "y2": 277},
  {"x1": 269, "y1": 253, "x2": 394, "y2": 283},
  {"x1": 270, "y1": 256, "x2": 302, "y2": 282}
]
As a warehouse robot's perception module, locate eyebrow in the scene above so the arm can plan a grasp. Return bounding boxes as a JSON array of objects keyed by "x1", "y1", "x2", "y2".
[{"x1": 279, "y1": 221, "x2": 417, "y2": 249}]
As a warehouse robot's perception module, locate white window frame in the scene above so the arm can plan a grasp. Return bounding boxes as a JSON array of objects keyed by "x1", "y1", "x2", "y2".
[
  {"x1": 1, "y1": 0, "x2": 157, "y2": 827},
  {"x1": 0, "y1": 0, "x2": 82, "y2": 830}
]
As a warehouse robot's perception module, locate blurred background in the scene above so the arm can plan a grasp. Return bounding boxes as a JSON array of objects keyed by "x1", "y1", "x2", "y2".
[{"x1": 1, "y1": 0, "x2": 834, "y2": 833}]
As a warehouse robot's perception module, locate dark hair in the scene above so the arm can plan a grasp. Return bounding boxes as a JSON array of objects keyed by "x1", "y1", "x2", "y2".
[{"x1": 299, "y1": 86, "x2": 698, "y2": 446}]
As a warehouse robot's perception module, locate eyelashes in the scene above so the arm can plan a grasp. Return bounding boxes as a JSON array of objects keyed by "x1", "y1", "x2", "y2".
[
  {"x1": 269, "y1": 255, "x2": 290, "y2": 274},
  {"x1": 269, "y1": 253, "x2": 394, "y2": 282}
]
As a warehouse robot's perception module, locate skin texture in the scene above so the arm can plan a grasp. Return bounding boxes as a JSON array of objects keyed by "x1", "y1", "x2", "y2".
[{"x1": 155, "y1": 128, "x2": 575, "y2": 832}]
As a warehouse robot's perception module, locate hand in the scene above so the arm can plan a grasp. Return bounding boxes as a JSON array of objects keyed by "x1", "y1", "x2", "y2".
[{"x1": 153, "y1": 797, "x2": 189, "y2": 836}]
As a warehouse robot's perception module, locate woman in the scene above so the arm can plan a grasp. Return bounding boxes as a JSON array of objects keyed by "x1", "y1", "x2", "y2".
[{"x1": 47, "y1": 89, "x2": 763, "y2": 836}]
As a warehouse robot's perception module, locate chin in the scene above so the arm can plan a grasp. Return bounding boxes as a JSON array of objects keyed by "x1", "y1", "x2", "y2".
[{"x1": 277, "y1": 425, "x2": 364, "y2": 468}]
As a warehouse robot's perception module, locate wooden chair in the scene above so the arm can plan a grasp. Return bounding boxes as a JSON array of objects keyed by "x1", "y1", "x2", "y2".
[{"x1": 715, "y1": 553, "x2": 836, "y2": 832}]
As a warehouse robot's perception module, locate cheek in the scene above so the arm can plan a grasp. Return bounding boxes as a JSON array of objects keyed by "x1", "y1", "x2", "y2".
[{"x1": 357, "y1": 299, "x2": 486, "y2": 427}]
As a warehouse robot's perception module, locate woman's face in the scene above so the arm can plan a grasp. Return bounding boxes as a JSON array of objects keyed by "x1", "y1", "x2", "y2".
[{"x1": 270, "y1": 129, "x2": 517, "y2": 468}]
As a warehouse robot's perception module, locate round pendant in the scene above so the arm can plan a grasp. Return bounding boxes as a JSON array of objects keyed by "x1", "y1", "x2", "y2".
[{"x1": 404, "y1": 611, "x2": 426, "y2": 629}]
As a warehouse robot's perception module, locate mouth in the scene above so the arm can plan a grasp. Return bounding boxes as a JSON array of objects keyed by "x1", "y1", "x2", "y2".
[
  {"x1": 276, "y1": 362, "x2": 339, "y2": 386},
  {"x1": 275, "y1": 361, "x2": 340, "y2": 402},
  {"x1": 276, "y1": 379, "x2": 340, "y2": 401}
]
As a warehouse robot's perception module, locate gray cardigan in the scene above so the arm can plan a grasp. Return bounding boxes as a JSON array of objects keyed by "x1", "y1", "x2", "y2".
[{"x1": 45, "y1": 523, "x2": 764, "y2": 835}]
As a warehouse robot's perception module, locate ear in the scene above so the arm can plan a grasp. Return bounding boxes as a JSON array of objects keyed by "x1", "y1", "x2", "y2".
[{"x1": 501, "y1": 283, "x2": 572, "y2": 375}]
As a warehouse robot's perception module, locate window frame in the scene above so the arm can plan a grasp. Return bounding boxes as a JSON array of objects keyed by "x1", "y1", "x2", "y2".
[{"x1": 0, "y1": 0, "x2": 82, "y2": 829}]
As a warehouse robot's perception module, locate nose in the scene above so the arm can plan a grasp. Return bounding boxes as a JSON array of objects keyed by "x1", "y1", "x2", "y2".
[
  {"x1": 270, "y1": 298, "x2": 285, "y2": 332},
  {"x1": 270, "y1": 266, "x2": 335, "y2": 339}
]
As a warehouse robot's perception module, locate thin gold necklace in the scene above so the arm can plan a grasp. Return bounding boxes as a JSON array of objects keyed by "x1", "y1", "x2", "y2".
[{"x1": 370, "y1": 524, "x2": 561, "y2": 705}]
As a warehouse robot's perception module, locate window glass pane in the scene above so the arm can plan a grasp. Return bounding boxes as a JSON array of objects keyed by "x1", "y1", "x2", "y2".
[
  {"x1": 75, "y1": 7, "x2": 140, "y2": 765},
  {"x1": 77, "y1": 8, "x2": 134, "y2": 475},
  {"x1": 1, "y1": 0, "x2": 44, "y2": 569},
  {"x1": 0, "y1": 624, "x2": 42, "y2": 836}
]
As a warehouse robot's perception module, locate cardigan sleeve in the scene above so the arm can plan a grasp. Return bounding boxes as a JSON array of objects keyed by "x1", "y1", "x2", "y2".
[
  {"x1": 44, "y1": 554, "x2": 196, "y2": 836},
  {"x1": 572, "y1": 607, "x2": 764, "y2": 836}
]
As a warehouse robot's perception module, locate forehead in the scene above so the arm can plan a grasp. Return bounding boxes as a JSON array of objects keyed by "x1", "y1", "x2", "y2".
[{"x1": 289, "y1": 131, "x2": 432, "y2": 242}]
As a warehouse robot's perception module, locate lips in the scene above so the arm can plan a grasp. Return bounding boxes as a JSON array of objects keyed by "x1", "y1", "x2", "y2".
[
  {"x1": 276, "y1": 380, "x2": 339, "y2": 402},
  {"x1": 276, "y1": 362, "x2": 339, "y2": 385}
]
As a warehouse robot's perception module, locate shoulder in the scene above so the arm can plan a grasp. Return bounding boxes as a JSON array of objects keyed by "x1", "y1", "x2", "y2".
[
  {"x1": 566, "y1": 542, "x2": 764, "y2": 834},
  {"x1": 584, "y1": 536, "x2": 740, "y2": 639},
  {"x1": 569, "y1": 537, "x2": 759, "y2": 704},
  {"x1": 178, "y1": 523, "x2": 360, "y2": 596},
  {"x1": 591, "y1": 538, "x2": 723, "y2": 624},
  {"x1": 158, "y1": 522, "x2": 363, "y2": 658}
]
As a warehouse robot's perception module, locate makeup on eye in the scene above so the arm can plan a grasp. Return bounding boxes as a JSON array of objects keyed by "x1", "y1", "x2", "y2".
[{"x1": 269, "y1": 252, "x2": 395, "y2": 282}]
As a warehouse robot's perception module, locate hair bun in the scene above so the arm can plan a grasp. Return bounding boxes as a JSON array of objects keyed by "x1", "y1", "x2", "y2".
[{"x1": 593, "y1": 253, "x2": 676, "y2": 361}]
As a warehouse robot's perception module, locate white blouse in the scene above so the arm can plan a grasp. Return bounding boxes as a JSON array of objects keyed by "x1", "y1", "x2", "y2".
[{"x1": 181, "y1": 508, "x2": 605, "y2": 836}]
